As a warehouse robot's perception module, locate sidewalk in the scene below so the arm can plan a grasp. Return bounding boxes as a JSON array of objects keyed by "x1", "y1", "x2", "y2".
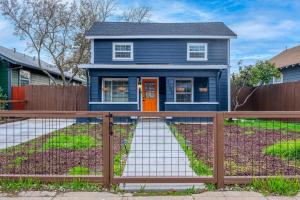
[{"x1": 0, "y1": 191, "x2": 299, "y2": 199}]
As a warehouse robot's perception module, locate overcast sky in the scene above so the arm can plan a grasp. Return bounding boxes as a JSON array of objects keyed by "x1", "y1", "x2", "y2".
[{"x1": 1, "y1": 0, "x2": 300, "y2": 73}]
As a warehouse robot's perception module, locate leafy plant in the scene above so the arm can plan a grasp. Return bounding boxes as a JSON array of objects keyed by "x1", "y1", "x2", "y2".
[
  {"x1": 232, "y1": 60, "x2": 280, "y2": 111},
  {"x1": 252, "y1": 177, "x2": 300, "y2": 196},
  {"x1": 68, "y1": 166, "x2": 90, "y2": 175},
  {"x1": 43, "y1": 134, "x2": 97, "y2": 150},
  {"x1": 264, "y1": 140, "x2": 300, "y2": 160},
  {"x1": 0, "y1": 87, "x2": 7, "y2": 110},
  {"x1": 13, "y1": 156, "x2": 28, "y2": 167}
]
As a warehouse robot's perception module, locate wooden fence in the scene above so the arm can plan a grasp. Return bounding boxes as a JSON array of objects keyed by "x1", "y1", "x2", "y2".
[
  {"x1": 233, "y1": 81, "x2": 300, "y2": 111},
  {"x1": 12, "y1": 85, "x2": 88, "y2": 111}
]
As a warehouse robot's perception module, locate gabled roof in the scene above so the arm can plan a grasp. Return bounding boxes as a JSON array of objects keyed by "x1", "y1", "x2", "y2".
[
  {"x1": 270, "y1": 45, "x2": 300, "y2": 69},
  {"x1": 0, "y1": 46, "x2": 84, "y2": 82},
  {"x1": 85, "y1": 22, "x2": 237, "y2": 39}
]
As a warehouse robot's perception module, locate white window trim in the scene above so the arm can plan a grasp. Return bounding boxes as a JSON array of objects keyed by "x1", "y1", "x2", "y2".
[
  {"x1": 187, "y1": 43, "x2": 208, "y2": 61},
  {"x1": 273, "y1": 73, "x2": 283, "y2": 84},
  {"x1": 174, "y1": 78, "x2": 194, "y2": 102},
  {"x1": 112, "y1": 42, "x2": 133, "y2": 61},
  {"x1": 101, "y1": 78, "x2": 129, "y2": 102}
]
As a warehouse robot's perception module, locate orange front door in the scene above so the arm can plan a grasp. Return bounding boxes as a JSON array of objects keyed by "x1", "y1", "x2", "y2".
[{"x1": 142, "y1": 79, "x2": 158, "y2": 112}]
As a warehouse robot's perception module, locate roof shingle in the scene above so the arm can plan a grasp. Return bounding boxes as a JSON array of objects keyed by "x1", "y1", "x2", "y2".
[
  {"x1": 85, "y1": 22, "x2": 237, "y2": 37},
  {"x1": 270, "y1": 45, "x2": 300, "y2": 68}
]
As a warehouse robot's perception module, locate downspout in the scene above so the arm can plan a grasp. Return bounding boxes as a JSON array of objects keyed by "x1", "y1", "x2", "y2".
[{"x1": 217, "y1": 70, "x2": 222, "y2": 111}]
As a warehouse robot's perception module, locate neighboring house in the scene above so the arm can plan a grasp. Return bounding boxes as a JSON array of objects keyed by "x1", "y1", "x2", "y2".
[
  {"x1": 270, "y1": 45, "x2": 300, "y2": 84},
  {"x1": 80, "y1": 22, "x2": 237, "y2": 112},
  {"x1": 0, "y1": 45, "x2": 85, "y2": 97}
]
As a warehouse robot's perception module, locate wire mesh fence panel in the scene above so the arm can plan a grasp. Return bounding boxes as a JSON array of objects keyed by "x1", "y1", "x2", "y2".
[
  {"x1": 112, "y1": 114, "x2": 215, "y2": 178},
  {"x1": 224, "y1": 117, "x2": 300, "y2": 177},
  {"x1": 0, "y1": 113, "x2": 104, "y2": 177}
]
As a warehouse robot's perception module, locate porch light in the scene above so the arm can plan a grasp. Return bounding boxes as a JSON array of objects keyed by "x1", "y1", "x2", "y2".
[{"x1": 138, "y1": 80, "x2": 142, "y2": 90}]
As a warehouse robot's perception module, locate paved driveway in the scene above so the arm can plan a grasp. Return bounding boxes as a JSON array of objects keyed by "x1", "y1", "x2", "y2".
[{"x1": 0, "y1": 118, "x2": 75, "y2": 149}]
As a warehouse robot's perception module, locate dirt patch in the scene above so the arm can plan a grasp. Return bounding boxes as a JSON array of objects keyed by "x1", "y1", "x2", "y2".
[{"x1": 174, "y1": 124, "x2": 300, "y2": 176}]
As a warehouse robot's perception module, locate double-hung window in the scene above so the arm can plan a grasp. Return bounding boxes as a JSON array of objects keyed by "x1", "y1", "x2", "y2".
[
  {"x1": 273, "y1": 73, "x2": 283, "y2": 84},
  {"x1": 175, "y1": 79, "x2": 193, "y2": 102},
  {"x1": 187, "y1": 43, "x2": 207, "y2": 61},
  {"x1": 102, "y1": 78, "x2": 129, "y2": 102},
  {"x1": 19, "y1": 70, "x2": 30, "y2": 86},
  {"x1": 113, "y1": 43, "x2": 133, "y2": 61}
]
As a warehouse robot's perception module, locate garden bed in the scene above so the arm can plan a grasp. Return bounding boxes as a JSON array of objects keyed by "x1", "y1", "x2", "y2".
[
  {"x1": 173, "y1": 120, "x2": 300, "y2": 176},
  {"x1": 0, "y1": 123, "x2": 134, "y2": 176}
]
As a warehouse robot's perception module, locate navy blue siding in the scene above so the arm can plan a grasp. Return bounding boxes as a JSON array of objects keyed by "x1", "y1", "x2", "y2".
[
  {"x1": 166, "y1": 77, "x2": 175, "y2": 102},
  {"x1": 94, "y1": 39, "x2": 228, "y2": 65},
  {"x1": 89, "y1": 69, "x2": 218, "y2": 78},
  {"x1": 281, "y1": 65, "x2": 300, "y2": 83},
  {"x1": 218, "y1": 69, "x2": 228, "y2": 111},
  {"x1": 90, "y1": 76, "x2": 100, "y2": 101},
  {"x1": 209, "y1": 77, "x2": 217, "y2": 102},
  {"x1": 128, "y1": 77, "x2": 137, "y2": 102},
  {"x1": 159, "y1": 77, "x2": 166, "y2": 111},
  {"x1": 165, "y1": 104, "x2": 218, "y2": 111},
  {"x1": 90, "y1": 104, "x2": 138, "y2": 111}
]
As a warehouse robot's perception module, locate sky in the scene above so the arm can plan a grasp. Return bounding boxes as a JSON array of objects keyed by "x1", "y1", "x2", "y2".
[{"x1": 0, "y1": 0, "x2": 300, "y2": 73}]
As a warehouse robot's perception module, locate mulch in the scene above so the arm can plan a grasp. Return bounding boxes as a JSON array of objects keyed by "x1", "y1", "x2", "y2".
[
  {"x1": 175, "y1": 124, "x2": 300, "y2": 176},
  {"x1": 0, "y1": 124, "x2": 105, "y2": 175}
]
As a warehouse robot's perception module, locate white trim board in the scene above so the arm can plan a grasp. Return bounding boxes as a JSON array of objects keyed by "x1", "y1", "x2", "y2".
[
  {"x1": 79, "y1": 64, "x2": 228, "y2": 69},
  {"x1": 86, "y1": 35, "x2": 237, "y2": 39},
  {"x1": 165, "y1": 102, "x2": 219, "y2": 105}
]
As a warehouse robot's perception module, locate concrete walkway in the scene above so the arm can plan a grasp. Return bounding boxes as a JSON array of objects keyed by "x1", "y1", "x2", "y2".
[
  {"x1": 0, "y1": 191, "x2": 299, "y2": 200},
  {"x1": 120, "y1": 119, "x2": 202, "y2": 191},
  {"x1": 0, "y1": 118, "x2": 75, "y2": 149}
]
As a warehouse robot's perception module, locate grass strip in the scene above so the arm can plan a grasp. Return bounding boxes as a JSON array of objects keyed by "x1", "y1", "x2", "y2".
[
  {"x1": 169, "y1": 124, "x2": 212, "y2": 176},
  {"x1": 0, "y1": 178, "x2": 102, "y2": 193},
  {"x1": 252, "y1": 177, "x2": 300, "y2": 196},
  {"x1": 114, "y1": 125, "x2": 134, "y2": 176},
  {"x1": 225, "y1": 119, "x2": 300, "y2": 133}
]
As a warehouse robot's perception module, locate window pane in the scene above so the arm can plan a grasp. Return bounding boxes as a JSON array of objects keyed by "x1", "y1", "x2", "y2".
[
  {"x1": 115, "y1": 52, "x2": 131, "y2": 58},
  {"x1": 104, "y1": 81, "x2": 112, "y2": 102},
  {"x1": 176, "y1": 94, "x2": 192, "y2": 102},
  {"x1": 190, "y1": 52, "x2": 205, "y2": 58},
  {"x1": 175, "y1": 80, "x2": 192, "y2": 102},
  {"x1": 103, "y1": 80, "x2": 128, "y2": 102},
  {"x1": 115, "y1": 45, "x2": 131, "y2": 51},
  {"x1": 112, "y1": 80, "x2": 128, "y2": 102},
  {"x1": 176, "y1": 80, "x2": 192, "y2": 93},
  {"x1": 189, "y1": 45, "x2": 205, "y2": 51}
]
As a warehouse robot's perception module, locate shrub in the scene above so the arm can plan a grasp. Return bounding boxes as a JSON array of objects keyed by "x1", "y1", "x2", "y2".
[{"x1": 0, "y1": 87, "x2": 7, "y2": 110}]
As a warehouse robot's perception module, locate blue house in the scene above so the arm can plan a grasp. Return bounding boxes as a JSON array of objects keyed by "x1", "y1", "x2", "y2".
[
  {"x1": 80, "y1": 22, "x2": 236, "y2": 112},
  {"x1": 270, "y1": 45, "x2": 300, "y2": 84}
]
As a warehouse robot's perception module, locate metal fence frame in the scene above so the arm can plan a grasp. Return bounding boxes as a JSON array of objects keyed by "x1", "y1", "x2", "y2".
[{"x1": 0, "y1": 110, "x2": 300, "y2": 189}]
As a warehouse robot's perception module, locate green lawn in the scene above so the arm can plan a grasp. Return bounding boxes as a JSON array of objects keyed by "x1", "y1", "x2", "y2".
[
  {"x1": 264, "y1": 140, "x2": 300, "y2": 161},
  {"x1": 225, "y1": 119, "x2": 300, "y2": 133}
]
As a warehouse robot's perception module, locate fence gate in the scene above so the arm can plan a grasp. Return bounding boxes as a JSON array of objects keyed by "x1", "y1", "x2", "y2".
[{"x1": 105, "y1": 112, "x2": 224, "y2": 188}]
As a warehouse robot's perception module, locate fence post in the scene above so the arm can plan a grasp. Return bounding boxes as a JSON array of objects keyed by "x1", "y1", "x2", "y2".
[
  {"x1": 102, "y1": 112, "x2": 112, "y2": 189},
  {"x1": 216, "y1": 112, "x2": 225, "y2": 188}
]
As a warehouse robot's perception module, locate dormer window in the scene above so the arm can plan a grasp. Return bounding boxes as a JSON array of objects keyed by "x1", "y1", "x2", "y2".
[
  {"x1": 187, "y1": 43, "x2": 207, "y2": 61},
  {"x1": 113, "y1": 42, "x2": 133, "y2": 61}
]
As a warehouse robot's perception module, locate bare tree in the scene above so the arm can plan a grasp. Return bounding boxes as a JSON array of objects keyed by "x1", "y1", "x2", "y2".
[
  {"x1": 121, "y1": 6, "x2": 151, "y2": 22},
  {"x1": 0, "y1": 0, "x2": 117, "y2": 85},
  {"x1": 1, "y1": 0, "x2": 151, "y2": 85}
]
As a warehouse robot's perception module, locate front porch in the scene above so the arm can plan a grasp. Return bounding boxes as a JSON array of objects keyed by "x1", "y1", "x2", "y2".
[{"x1": 88, "y1": 69, "x2": 228, "y2": 112}]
